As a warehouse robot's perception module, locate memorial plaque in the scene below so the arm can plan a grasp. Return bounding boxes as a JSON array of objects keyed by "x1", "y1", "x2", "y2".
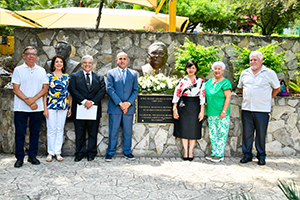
[{"x1": 137, "y1": 94, "x2": 173, "y2": 124}]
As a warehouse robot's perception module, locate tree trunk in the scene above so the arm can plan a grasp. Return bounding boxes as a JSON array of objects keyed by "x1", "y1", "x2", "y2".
[{"x1": 95, "y1": 0, "x2": 104, "y2": 29}]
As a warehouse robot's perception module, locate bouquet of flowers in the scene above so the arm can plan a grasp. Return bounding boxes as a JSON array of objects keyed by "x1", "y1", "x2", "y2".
[{"x1": 138, "y1": 73, "x2": 178, "y2": 93}]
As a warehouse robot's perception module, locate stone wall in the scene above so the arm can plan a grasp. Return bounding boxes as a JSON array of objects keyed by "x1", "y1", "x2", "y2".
[
  {"x1": 12, "y1": 28, "x2": 300, "y2": 86},
  {"x1": 1, "y1": 28, "x2": 300, "y2": 157}
]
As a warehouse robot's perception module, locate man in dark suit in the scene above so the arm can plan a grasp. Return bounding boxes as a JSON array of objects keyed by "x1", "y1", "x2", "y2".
[
  {"x1": 105, "y1": 52, "x2": 139, "y2": 161},
  {"x1": 69, "y1": 55, "x2": 106, "y2": 162}
]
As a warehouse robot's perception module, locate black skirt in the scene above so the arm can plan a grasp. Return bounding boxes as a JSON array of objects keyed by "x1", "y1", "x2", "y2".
[{"x1": 173, "y1": 96, "x2": 202, "y2": 140}]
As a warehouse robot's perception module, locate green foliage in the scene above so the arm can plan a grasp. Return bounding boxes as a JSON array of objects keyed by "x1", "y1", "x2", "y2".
[
  {"x1": 236, "y1": 0, "x2": 300, "y2": 36},
  {"x1": 277, "y1": 180, "x2": 300, "y2": 200},
  {"x1": 72, "y1": 0, "x2": 100, "y2": 7},
  {"x1": 0, "y1": 25, "x2": 15, "y2": 36},
  {"x1": 289, "y1": 81, "x2": 300, "y2": 93},
  {"x1": 134, "y1": 0, "x2": 241, "y2": 33},
  {"x1": 231, "y1": 42, "x2": 286, "y2": 82},
  {"x1": 177, "y1": 0, "x2": 240, "y2": 33},
  {"x1": 133, "y1": 0, "x2": 168, "y2": 13},
  {"x1": 37, "y1": 0, "x2": 73, "y2": 9},
  {"x1": 0, "y1": 0, "x2": 39, "y2": 10},
  {"x1": 104, "y1": 0, "x2": 133, "y2": 9},
  {"x1": 297, "y1": 53, "x2": 300, "y2": 67},
  {"x1": 175, "y1": 38, "x2": 225, "y2": 77},
  {"x1": 228, "y1": 192, "x2": 255, "y2": 200},
  {"x1": 288, "y1": 53, "x2": 300, "y2": 93}
]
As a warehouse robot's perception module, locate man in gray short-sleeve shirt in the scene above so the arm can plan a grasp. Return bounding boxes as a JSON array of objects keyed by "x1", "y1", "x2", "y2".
[{"x1": 237, "y1": 51, "x2": 280, "y2": 166}]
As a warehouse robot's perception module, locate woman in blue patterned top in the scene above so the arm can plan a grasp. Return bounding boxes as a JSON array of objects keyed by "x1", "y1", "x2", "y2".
[{"x1": 43, "y1": 55, "x2": 72, "y2": 162}]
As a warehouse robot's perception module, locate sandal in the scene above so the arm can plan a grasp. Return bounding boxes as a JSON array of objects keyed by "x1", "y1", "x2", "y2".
[
  {"x1": 56, "y1": 154, "x2": 63, "y2": 162},
  {"x1": 46, "y1": 154, "x2": 53, "y2": 162}
]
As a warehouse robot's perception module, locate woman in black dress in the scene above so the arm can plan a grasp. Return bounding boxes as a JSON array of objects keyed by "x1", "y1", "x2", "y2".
[{"x1": 172, "y1": 60, "x2": 206, "y2": 161}]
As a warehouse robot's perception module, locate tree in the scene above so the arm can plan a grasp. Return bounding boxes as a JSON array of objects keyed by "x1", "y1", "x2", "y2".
[
  {"x1": 236, "y1": 0, "x2": 300, "y2": 35},
  {"x1": 0, "y1": 0, "x2": 38, "y2": 10},
  {"x1": 134, "y1": 0, "x2": 242, "y2": 33},
  {"x1": 95, "y1": 0, "x2": 104, "y2": 29},
  {"x1": 71, "y1": 0, "x2": 133, "y2": 8},
  {"x1": 104, "y1": 0, "x2": 133, "y2": 9},
  {"x1": 37, "y1": 0, "x2": 73, "y2": 9},
  {"x1": 177, "y1": 0, "x2": 241, "y2": 33},
  {"x1": 72, "y1": 0, "x2": 99, "y2": 7}
]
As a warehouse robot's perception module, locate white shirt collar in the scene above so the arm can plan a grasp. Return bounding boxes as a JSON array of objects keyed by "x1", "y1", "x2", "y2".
[
  {"x1": 118, "y1": 67, "x2": 127, "y2": 72},
  {"x1": 24, "y1": 62, "x2": 36, "y2": 69},
  {"x1": 83, "y1": 70, "x2": 92, "y2": 75}
]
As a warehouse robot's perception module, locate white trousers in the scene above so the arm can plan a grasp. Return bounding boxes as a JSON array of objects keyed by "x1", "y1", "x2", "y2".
[{"x1": 46, "y1": 109, "x2": 68, "y2": 155}]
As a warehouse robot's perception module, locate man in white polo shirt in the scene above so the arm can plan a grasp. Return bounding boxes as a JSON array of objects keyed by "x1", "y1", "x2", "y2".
[
  {"x1": 237, "y1": 51, "x2": 280, "y2": 166},
  {"x1": 11, "y1": 46, "x2": 49, "y2": 168}
]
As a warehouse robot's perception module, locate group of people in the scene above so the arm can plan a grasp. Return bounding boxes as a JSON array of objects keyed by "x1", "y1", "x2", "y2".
[
  {"x1": 12, "y1": 46, "x2": 138, "y2": 168},
  {"x1": 11, "y1": 45, "x2": 280, "y2": 168},
  {"x1": 172, "y1": 51, "x2": 280, "y2": 165}
]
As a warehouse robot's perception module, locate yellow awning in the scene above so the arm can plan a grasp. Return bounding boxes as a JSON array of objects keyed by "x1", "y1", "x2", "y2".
[
  {"x1": 0, "y1": 8, "x2": 38, "y2": 27},
  {"x1": 16, "y1": 7, "x2": 188, "y2": 32},
  {"x1": 115, "y1": 0, "x2": 157, "y2": 9}
]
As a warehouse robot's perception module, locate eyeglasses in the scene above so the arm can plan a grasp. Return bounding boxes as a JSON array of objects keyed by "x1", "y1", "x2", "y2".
[
  {"x1": 24, "y1": 53, "x2": 37, "y2": 56},
  {"x1": 118, "y1": 58, "x2": 127, "y2": 60},
  {"x1": 148, "y1": 52, "x2": 165, "y2": 57}
]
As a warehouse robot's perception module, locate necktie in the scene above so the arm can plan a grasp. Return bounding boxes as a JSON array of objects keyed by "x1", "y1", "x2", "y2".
[
  {"x1": 86, "y1": 73, "x2": 91, "y2": 90},
  {"x1": 122, "y1": 70, "x2": 126, "y2": 84}
]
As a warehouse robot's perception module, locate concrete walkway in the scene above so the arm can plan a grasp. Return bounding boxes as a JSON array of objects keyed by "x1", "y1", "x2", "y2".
[{"x1": 0, "y1": 154, "x2": 300, "y2": 200}]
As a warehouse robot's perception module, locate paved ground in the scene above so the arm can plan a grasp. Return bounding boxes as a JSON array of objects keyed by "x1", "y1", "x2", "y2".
[{"x1": 0, "y1": 154, "x2": 299, "y2": 200}]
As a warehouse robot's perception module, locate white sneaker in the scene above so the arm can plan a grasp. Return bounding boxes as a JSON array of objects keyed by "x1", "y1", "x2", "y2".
[
  {"x1": 211, "y1": 156, "x2": 224, "y2": 163},
  {"x1": 205, "y1": 155, "x2": 214, "y2": 161}
]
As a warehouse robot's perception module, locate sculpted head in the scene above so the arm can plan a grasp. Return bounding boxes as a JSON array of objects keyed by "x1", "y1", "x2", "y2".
[
  {"x1": 56, "y1": 41, "x2": 71, "y2": 60},
  {"x1": 147, "y1": 42, "x2": 168, "y2": 69}
]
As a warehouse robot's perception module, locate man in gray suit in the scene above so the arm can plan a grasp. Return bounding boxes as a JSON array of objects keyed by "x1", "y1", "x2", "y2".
[{"x1": 105, "y1": 52, "x2": 139, "y2": 162}]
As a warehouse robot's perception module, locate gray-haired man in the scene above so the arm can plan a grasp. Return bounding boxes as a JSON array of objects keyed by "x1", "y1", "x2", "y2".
[
  {"x1": 69, "y1": 55, "x2": 106, "y2": 162},
  {"x1": 238, "y1": 51, "x2": 280, "y2": 165}
]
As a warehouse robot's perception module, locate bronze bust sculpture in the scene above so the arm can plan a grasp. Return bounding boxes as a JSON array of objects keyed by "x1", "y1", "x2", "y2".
[
  {"x1": 142, "y1": 42, "x2": 170, "y2": 76},
  {"x1": 45, "y1": 41, "x2": 80, "y2": 74}
]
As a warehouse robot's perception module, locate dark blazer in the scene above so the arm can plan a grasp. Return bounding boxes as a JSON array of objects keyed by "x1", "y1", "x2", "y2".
[
  {"x1": 107, "y1": 67, "x2": 138, "y2": 115},
  {"x1": 69, "y1": 70, "x2": 106, "y2": 119}
]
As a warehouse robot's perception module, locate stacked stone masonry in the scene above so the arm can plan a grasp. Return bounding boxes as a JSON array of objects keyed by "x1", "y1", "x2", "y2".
[{"x1": 0, "y1": 28, "x2": 300, "y2": 157}]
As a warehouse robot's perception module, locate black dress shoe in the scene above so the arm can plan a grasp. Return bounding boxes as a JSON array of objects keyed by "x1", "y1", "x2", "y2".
[
  {"x1": 258, "y1": 158, "x2": 266, "y2": 165},
  {"x1": 182, "y1": 157, "x2": 189, "y2": 161},
  {"x1": 14, "y1": 159, "x2": 23, "y2": 168},
  {"x1": 28, "y1": 157, "x2": 40, "y2": 165},
  {"x1": 74, "y1": 156, "x2": 83, "y2": 162},
  {"x1": 87, "y1": 156, "x2": 95, "y2": 161},
  {"x1": 188, "y1": 157, "x2": 194, "y2": 161},
  {"x1": 240, "y1": 156, "x2": 252, "y2": 163}
]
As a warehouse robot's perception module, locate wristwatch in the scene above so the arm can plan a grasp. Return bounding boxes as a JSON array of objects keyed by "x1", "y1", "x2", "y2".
[{"x1": 222, "y1": 110, "x2": 226, "y2": 114}]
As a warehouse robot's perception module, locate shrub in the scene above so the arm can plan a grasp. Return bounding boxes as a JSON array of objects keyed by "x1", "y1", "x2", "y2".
[
  {"x1": 175, "y1": 38, "x2": 226, "y2": 77},
  {"x1": 288, "y1": 53, "x2": 300, "y2": 93},
  {"x1": 231, "y1": 42, "x2": 286, "y2": 82}
]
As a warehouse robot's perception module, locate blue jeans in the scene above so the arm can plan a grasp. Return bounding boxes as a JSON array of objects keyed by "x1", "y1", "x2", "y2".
[
  {"x1": 241, "y1": 110, "x2": 270, "y2": 159},
  {"x1": 14, "y1": 111, "x2": 42, "y2": 160}
]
